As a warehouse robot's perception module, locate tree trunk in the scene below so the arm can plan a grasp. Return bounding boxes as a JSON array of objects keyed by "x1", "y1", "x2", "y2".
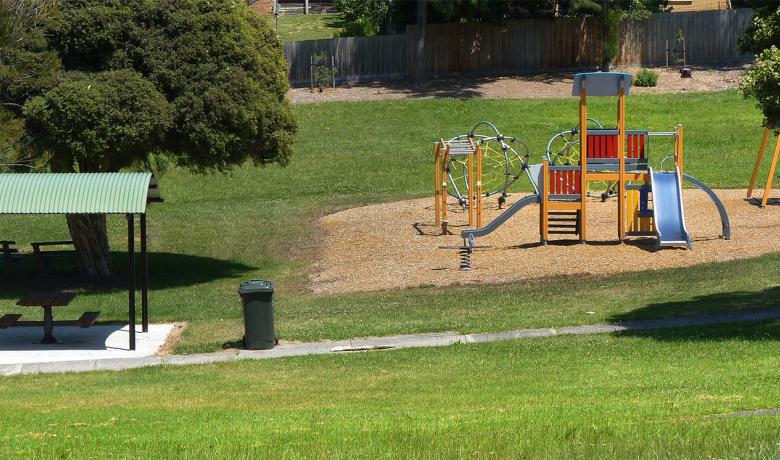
[
  {"x1": 66, "y1": 214, "x2": 111, "y2": 276},
  {"x1": 414, "y1": 0, "x2": 427, "y2": 84}
]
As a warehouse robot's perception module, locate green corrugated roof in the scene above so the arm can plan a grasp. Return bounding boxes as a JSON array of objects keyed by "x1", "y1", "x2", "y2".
[{"x1": 0, "y1": 173, "x2": 155, "y2": 214}]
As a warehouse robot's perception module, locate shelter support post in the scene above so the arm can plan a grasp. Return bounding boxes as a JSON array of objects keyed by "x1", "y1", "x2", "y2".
[
  {"x1": 127, "y1": 213, "x2": 136, "y2": 351},
  {"x1": 141, "y1": 213, "x2": 148, "y2": 333}
]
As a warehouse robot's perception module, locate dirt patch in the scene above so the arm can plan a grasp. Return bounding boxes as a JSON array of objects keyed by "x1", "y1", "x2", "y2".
[
  {"x1": 308, "y1": 189, "x2": 779, "y2": 295},
  {"x1": 157, "y1": 322, "x2": 186, "y2": 355},
  {"x1": 290, "y1": 65, "x2": 746, "y2": 104}
]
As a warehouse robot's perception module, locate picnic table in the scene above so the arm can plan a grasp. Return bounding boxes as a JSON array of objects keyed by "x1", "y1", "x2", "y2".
[
  {"x1": 16, "y1": 292, "x2": 78, "y2": 344},
  {"x1": 32, "y1": 240, "x2": 76, "y2": 274},
  {"x1": 0, "y1": 240, "x2": 20, "y2": 274}
]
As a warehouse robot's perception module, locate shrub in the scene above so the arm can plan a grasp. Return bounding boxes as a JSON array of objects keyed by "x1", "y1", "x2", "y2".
[
  {"x1": 741, "y1": 46, "x2": 780, "y2": 128},
  {"x1": 633, "y1": 69, "x2": 659, "y2": 87}
]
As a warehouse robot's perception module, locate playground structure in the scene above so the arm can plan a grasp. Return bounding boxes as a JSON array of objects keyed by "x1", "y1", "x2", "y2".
[
  {"x1": 747, "y1": 126, "x2": 780, "y2": 207},
  {"x1": 433, "y1": 121, "x2": 537, "y2": 234},
  {"x1": 450, "y1": 72, "x2": 730, "y2": 270}
]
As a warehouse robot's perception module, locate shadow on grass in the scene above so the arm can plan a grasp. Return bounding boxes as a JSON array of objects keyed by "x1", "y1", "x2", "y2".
[
  {"x1": 0, "y1": 252, "x2": 254, "y2": 297},
  {"x1": 343, "y1": 71, "x2": 577, "y2": 99},
  {"x1": 608, "y1": 285, "x2": 780, "y2": 340}
]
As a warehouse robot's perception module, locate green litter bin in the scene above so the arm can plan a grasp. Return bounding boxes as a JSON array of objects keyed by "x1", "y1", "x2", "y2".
[{"x1": 239, "y1": 280, "x2": 276, "y2": 350}]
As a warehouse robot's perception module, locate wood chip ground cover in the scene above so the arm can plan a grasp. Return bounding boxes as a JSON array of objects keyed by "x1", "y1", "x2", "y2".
[{"x1": 310, "y1": 190, "x2": 778, "y2": 294}]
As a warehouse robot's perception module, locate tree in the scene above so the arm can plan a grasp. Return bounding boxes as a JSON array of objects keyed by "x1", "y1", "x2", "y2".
[
  {"x1": 740, "y1": 4, "x2": 780, "y2": 129},
  {"x1": 18, "y1": 0, "x2": 297, "y2": 276},
  {"x1": 0, "y1": 0, "x2": 61, "y2": 170},
  {"x1": 24, "y1": 70, "x2": 170, "y2": 274}
]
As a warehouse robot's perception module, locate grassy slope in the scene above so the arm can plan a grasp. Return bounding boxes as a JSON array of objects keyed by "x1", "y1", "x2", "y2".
[
  {"x1": 2, "y1": 322, "x2": 780, "y2": 457},
  {"x1": 264, "y1": 13, "x2": 343, "y2": 42},
  {"x1": 0, "y1": 91, "x2": 776, "y2": 353}
]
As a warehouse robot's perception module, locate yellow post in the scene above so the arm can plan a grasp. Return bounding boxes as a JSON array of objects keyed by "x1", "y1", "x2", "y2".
[
  {"x1": 748, "y1": 127, "x2": 771, "y2": 198},
  {"x1": 676, "y1": 124, "x2": 684, "y2": 177},
  {"x1": 441, "y1": 143, "x2": 449, "y2": 234},
  {"x1": 541, "y1": 159, "x2": 549, "y2": 244},
  {"x1": 617, "y1": 86, "x2": 626, "y2": 241},
  {"x1": 467, "y1": 150, "x2": 475, "y2": 228},
  {"x1": 761, "y1": 133, "x2": 780, "y2": 208},
  {"x1": 579, "y1": 85, "x2": 588, "y2": 242},
  {"x1": 476, "y1": 145, "x2": 483, "y2": 228},
  {"x1": 434, "y1": 142, "x2": 441, "y2": 227}
]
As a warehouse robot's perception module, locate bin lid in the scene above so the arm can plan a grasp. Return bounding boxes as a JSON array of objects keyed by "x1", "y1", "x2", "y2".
[{"x1": 239, "y1": 280, "x2": 274, "y2": 294}]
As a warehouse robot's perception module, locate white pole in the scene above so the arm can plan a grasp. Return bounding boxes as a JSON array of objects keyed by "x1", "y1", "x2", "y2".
[{"x1": 304, "y1": 0, "x2": 309, "y2": 15}]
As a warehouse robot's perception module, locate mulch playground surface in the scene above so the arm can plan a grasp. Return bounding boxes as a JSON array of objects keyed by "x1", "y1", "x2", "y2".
[{"x1": 309, "y1": 189, "x2": 779, "y2": 295}]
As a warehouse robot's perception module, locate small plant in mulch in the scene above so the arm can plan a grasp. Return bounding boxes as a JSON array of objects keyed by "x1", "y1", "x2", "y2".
[
  {"x1": 312, "y1": 51, "x2": 336, "y2": 93},
  {"x1": 634, "y1": 69, "x2": 659, "y2": 87}
]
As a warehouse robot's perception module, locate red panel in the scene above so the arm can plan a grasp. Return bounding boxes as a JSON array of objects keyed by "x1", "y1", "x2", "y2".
[{"x1": 549, "y1": 170, "x2": 581, "y2": 195}]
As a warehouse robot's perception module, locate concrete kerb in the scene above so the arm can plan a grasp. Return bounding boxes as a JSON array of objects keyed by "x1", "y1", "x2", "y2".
[{"x1": 3, "y1": 307, "x2": 780, "y2": 376}]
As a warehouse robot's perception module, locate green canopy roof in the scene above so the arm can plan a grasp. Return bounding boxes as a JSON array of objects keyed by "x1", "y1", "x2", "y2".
[{"x1": 0, "y1": 173, "x2": 159, "y2": 214}]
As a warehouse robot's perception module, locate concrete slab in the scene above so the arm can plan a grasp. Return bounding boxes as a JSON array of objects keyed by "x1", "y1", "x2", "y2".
[
  {"x1": 349, "y1": 332, "x2": 463, "y2": 349},
  {"x1": 4, "y1": 308, "x2": 780, "y2": 375},
  {"x1": 0, "y1": 324, "x2": 175, "y2": 365},
  {"x1": 162, "y1": 352, "x2": 237, "y2": 366},
  {"x1": 465, "y1": 328, "x2": 557, "y2": 343}
]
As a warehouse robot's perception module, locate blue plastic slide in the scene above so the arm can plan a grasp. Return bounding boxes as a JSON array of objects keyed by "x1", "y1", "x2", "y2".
[{"x1": 649, "y1": 167, "x2": 691, "y2": 249}]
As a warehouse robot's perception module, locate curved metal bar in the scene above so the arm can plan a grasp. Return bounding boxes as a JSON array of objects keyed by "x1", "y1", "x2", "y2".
[
  {"x1": 470, "y1": 120, "x2": 502, "y2": 138},
  {"x1": 682, "y1": 174, "x2": 731, "y2": 240},
  {"x1": 460, "y1": 194, "x2": 541, "y2": 240},
  {"x1": 545, "y1": 130, "x2": 576, "y2": 161}
]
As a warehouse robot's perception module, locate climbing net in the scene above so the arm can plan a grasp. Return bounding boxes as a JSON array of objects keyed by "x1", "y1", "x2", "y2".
[{"x1": 446, "y1": 121, "x2": 535, "y2": 208}]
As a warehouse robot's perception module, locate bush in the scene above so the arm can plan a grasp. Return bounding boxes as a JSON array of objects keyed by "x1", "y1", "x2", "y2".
[
  {"x1": 633, "y1": 69, "x2": 659, "y2": 87},
  {"x1": 741, "y1": 46, "x2": 780, "y2": 128}
]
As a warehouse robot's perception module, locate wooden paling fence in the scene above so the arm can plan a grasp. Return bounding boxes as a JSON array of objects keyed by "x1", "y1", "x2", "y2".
[{"x1": 283, "y1": 8, "x2": 754, "y2": 86}]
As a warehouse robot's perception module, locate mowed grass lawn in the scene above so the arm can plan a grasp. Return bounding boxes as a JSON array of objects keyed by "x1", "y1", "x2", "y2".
[
  {"x1": 0, "y1": 90, "x2": 776, "y2": 354},
  {"x1": 264, "y1": 12, "x2": 343, "y2": 42},
  {"x1": 2, "y1": 323, "x2": 780, "y2": 457}
]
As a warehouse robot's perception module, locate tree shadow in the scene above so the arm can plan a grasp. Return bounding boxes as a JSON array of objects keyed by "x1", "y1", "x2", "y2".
[
  {"x1": 346, "y1": 71, "x2": 575, "y2": 99},
  {"x1": 608, "y1": 285, "x2": 780, "y2": 342},
  {"x1": 0, "y1": 252, "x2": 255, "y2": 298}
]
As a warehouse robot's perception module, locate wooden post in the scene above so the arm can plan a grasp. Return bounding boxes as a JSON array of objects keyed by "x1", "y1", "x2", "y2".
[
  {"x1": 541, "y1": 159, "x2": 549, "y2": 244},
  {"x1": 665, "y1": 39, "x2": 669, "y2": 67},
  {"x1": 476, "y1": 144, "x2": 483, "y2": 228},
  {"x1": 761, "y1": 133, "x2": 780, "y2": 208},
  {"x1": 467, "y1": 150, "x2": 475, "y2": 228},
  {"x1": 676, "y1": 125, "x2": 684, "y2": 176},
  {"x1": 441, "y1": 145, "x2": 449, "y2": 233},
  {"x1": 434, "y1": 142, "x2": 441, "y2": 227},
  {"x1": 579, "y1": 85, "x2": 588, "y2": 243},
  {"x1": 617, "y1": 86, "x2": 626, "y2": 241},
  {"x1": 748, "y1": 127, "x2": 771, "y2": 198}
]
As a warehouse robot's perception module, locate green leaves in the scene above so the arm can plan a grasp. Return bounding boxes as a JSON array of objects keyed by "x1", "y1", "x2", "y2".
[
  {"x1": 23, "y1": 70, "x2": 170, "y2": 172},
  {"x1": 23, "y1": 0, "x2": 296, "y2": 172},
  {"x1": 740, "y1": 5, "x2": 780, "y2": 128}
]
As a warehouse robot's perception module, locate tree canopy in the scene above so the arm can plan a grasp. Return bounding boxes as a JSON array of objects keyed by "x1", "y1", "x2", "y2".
[
  {"x1": 1, "y1": 0, "x2": 298, "y2": 275},
  {"x1": 332, "y1": 0, "x2": 667, "y2": 37},
  {"x1": 740, "y1": 3, "x2": 780, "y2": 128},
  {"x1": 41, "y1": 0, "x2": 296, "y2": 171}
]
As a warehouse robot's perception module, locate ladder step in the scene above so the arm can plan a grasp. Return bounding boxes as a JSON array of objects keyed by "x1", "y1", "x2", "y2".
[
  {"x1": 549, "y1": 211, "x2": 578, "y2": 216},
  {"x1": 549, "y1": 224, "x2": 578, "y2": 229},
  {"x1": 549, "y1": 230, "x2": 579, "y2": 235},
  {"x1": 549, "y1": 217, "x2": 577, "y2": 222}
]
